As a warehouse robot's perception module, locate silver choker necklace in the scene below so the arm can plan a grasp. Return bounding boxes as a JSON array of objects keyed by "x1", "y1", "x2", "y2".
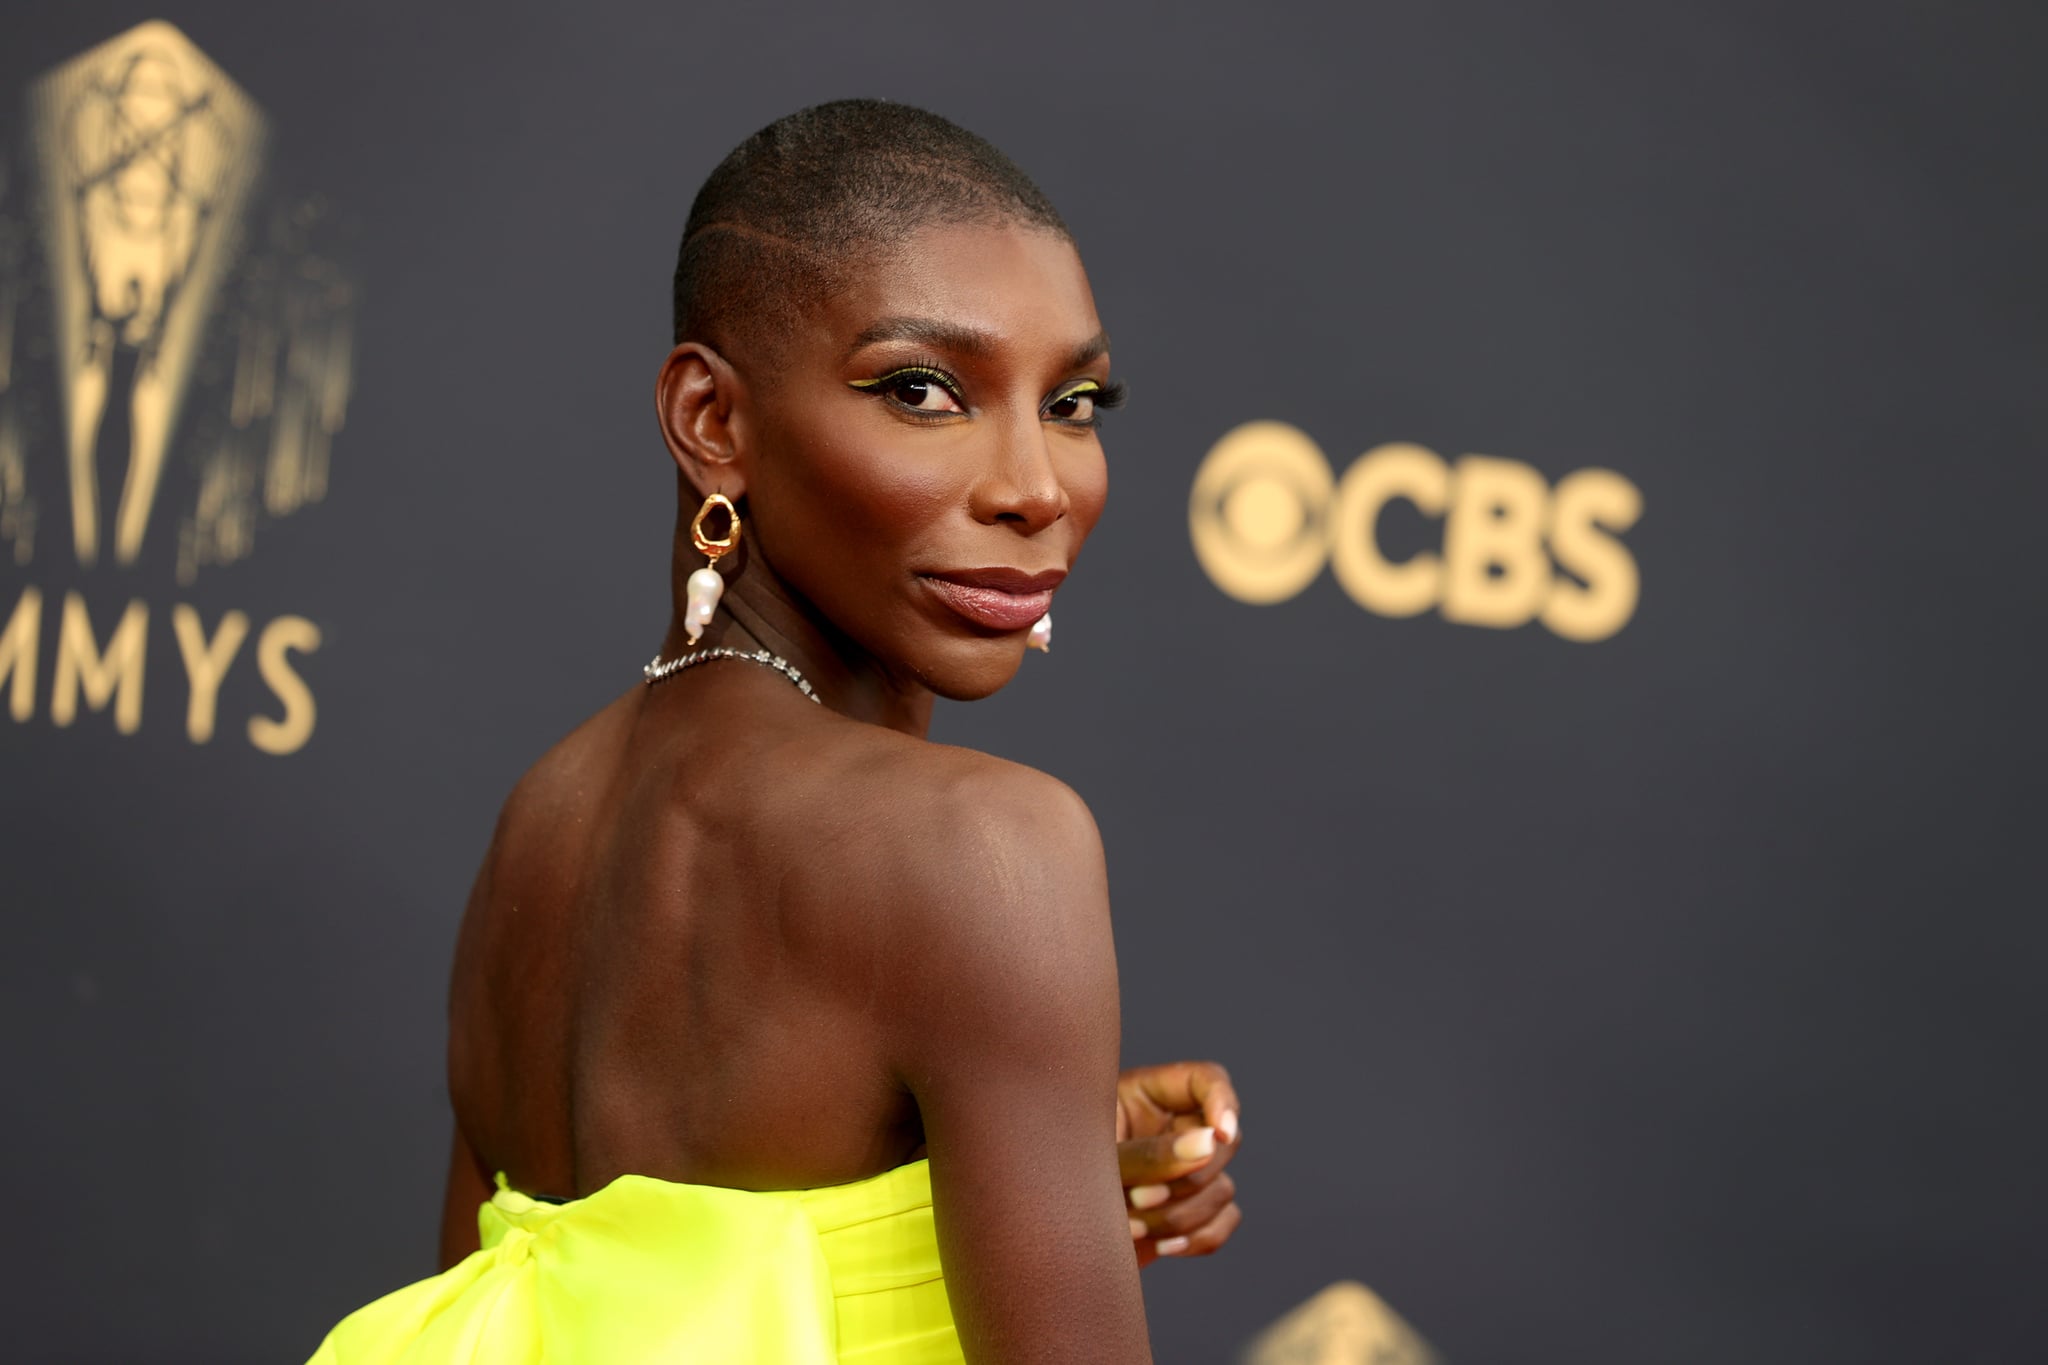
[{"x1": 643, "y1": 646, "x2": 822, "y2": 704}]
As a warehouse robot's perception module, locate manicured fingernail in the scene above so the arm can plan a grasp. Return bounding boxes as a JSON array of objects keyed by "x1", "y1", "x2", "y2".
[
  {"x1": 1219, "y1": 1109, "x2": 1239, "y2": 1143},
  {"x1": 1129, "y1": 1217, "x2": 1148, "y2": 1239},
  {"x1": 1128, "y1": 1184, "x2": 1171, "y2": 1210},
  {"x1": 1156, "y1": 1235, "x2": 1191, "y2": 1256},
  {"x1": 1173, "y1": 1127, "x2": 1215, "y2": 1161}
]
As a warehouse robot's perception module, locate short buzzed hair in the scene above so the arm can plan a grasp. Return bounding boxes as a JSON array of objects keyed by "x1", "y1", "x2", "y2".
[{"x1": 672, "y1": 99, "x2": 1069, "y2": 357}]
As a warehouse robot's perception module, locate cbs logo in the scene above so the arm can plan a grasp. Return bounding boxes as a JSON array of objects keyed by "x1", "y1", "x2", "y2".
[{"x1": 1189, "y1": 422, "x2": 1643, "y2": 643}]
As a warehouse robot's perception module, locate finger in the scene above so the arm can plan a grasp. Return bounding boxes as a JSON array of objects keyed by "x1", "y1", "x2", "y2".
[
  {"x1": 1155, "y1": 1130, "x2": 1241, "y2": 1195},
  {"x1": 1124, "y1": 1061, "x2": 1237, "y2": 1131},
  {"x1": 1202, "y1": 1072, "x2": 1241, "y2": 1145},
  {"x1": 1134, "y1": 1172, "x2": 1235, "y2": 1240},
  {"x1": 1178, "y1": 1065, "x2": 1239, "y2": 1146},
  {"x1": 1119, "y1": 1102, "x2": 1244, "y2": 1193},
  {"x1": 1117, "y1": 1063, "x2": 1212, "y2": 1134},
  {"x1": 1153, "y1": 1198, "x2": 1242, "y2": 1259},
  {"x1": 1119, "y1": 1124, "x2": 1222, "y2": 1189}
]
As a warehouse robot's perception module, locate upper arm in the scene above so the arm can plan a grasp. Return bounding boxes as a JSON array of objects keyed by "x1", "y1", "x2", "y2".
[
  {"x1": 437, "y1": 1121, "x2": 492, "y2": 1270},
  {"x1": 441, "y1": 795, "x2": 515, "y2": 1269},
  {"x1": 880, "y1": 765, "x2": 1151, "y2": 1364}
]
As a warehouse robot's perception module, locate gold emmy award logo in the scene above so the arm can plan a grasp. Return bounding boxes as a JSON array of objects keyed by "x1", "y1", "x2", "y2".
[
  {"x1": 0, "y1": 21, "x2": 356, "y2": 754},
  {"x1": 32, "y1": 22, "x2": 267, "y2": 570},
  {"x1": 1191, "y1": 421, "x2": 1642, "y2": 642}
]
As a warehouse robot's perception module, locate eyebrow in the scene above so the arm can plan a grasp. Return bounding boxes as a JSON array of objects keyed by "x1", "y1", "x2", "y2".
[
  {"x1": 847, "y1": 316, "x2": 1112, "y2": 371},
  {"x1": 1065, "y1": 329, "x2": 1112, "y2": 369}
]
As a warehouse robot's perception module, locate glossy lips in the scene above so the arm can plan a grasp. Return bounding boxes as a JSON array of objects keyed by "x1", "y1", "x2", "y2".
[{"x1": 919, "y1": 567, "x2": 1064, "y2": 632}]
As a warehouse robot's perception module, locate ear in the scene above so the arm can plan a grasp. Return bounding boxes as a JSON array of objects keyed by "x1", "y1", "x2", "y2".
[{"x1": 656, "y1": 341, "x2": 749, "y2": 500}]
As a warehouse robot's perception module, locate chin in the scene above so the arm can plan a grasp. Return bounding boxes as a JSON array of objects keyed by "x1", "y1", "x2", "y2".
[{"x1": 913, "y1": 634, "x2": 1028, "y2": 702}]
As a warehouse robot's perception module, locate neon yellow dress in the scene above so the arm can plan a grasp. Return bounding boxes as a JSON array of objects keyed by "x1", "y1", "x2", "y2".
[{"x1": 307, "y1": 1158, "x2": 962, "y2": 1363}]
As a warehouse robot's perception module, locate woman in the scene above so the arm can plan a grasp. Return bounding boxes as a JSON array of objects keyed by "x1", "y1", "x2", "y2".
[{"x1": 310, "y1": 100, "x2": 1240, "y2": 1364}]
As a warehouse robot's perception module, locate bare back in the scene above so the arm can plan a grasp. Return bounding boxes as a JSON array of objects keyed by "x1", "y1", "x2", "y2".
[
  {"x1": 447, "y1": 669, "x2": 947, "y2": 1201},
  {"x1": 438, "y1": 661, "x2": 1154, "y2": 1364}
]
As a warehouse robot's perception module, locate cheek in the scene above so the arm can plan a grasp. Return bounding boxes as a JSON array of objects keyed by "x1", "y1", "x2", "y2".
[
  {"x1": 750, "y1": 417, "x2": 958, "y2": 580},
  {"x1": 1062, "y1": 443, "x2": 1110, "y2": 537}
]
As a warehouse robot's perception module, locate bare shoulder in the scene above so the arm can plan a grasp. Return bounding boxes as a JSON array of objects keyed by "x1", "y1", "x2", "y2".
[
  {"x1": 780, "y1": 724, "x2": 1118, "y2": 1065},
  {"x1": 790, "y1": 721, "x2": 1108, "y2": 926},
  {"x1": 486, "y1": 688, "x2": 640, "y2": 853},
  {"x1": 888, "y1": 737, "x2": 1100, "y2": 889}
]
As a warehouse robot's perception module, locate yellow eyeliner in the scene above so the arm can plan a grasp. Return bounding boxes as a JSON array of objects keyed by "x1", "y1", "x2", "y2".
[{"x1": 846, "y1": 365, "x2": 953, "y2": 392}]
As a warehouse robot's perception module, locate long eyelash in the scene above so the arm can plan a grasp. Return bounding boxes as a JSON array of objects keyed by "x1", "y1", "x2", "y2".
[
  {"x1": 1049, "y1": 378, "x2": 1128, "y2": 427},
  {"x1": 847, "y1": 363, "x2": 966, "y2": 410}
]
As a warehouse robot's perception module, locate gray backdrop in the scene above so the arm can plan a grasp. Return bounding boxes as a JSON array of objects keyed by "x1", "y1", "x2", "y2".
[{"x1": 3, "y1": 3, "x2": 2043, "y2": 1362}]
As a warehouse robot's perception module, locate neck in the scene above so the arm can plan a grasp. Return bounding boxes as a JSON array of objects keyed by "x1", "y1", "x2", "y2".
[{"x1": 661, "y1": 524, "x2": 935, "y2": 738}]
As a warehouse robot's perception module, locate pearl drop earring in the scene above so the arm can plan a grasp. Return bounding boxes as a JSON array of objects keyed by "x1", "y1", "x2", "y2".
[
  {"x1": 684, "y1": 492, "x2": 741, "y2": 644},
  {"x1": 1027, "y1": 612, "x2": 1052, "y2": 652}
]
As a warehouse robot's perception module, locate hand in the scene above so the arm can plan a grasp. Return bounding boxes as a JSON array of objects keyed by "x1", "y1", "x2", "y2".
[{"x1": 1114, "y1": 1060, "x2": 1242, "y2": 1266}]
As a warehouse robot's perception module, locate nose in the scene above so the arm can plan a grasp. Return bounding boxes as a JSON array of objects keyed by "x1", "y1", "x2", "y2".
[{"x1": 969, "y1": 414, "x2": 1066, "y2": 533}]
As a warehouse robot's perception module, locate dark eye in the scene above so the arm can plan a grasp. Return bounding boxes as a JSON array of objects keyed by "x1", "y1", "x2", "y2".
[
  {"x1": 884, "y1": 372, "x2": 964, "y2": 414},
  {"x1": 1047, "y1": 388, "x2": 1098, "y2": 423}
]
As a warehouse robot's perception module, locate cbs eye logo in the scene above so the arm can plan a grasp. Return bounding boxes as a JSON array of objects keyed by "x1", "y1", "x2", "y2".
[{"x1": 1189, "y1": 421, "x2": 1643, "y2": 643}]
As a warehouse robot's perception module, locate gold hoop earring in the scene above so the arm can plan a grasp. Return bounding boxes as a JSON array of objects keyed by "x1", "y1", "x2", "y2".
[
  {"x1": 684, "y1": 493, "x2": 742, "y2": 643},
  {"x1": 690, "y1": 492, "x2": 742, "y2": 562}
]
